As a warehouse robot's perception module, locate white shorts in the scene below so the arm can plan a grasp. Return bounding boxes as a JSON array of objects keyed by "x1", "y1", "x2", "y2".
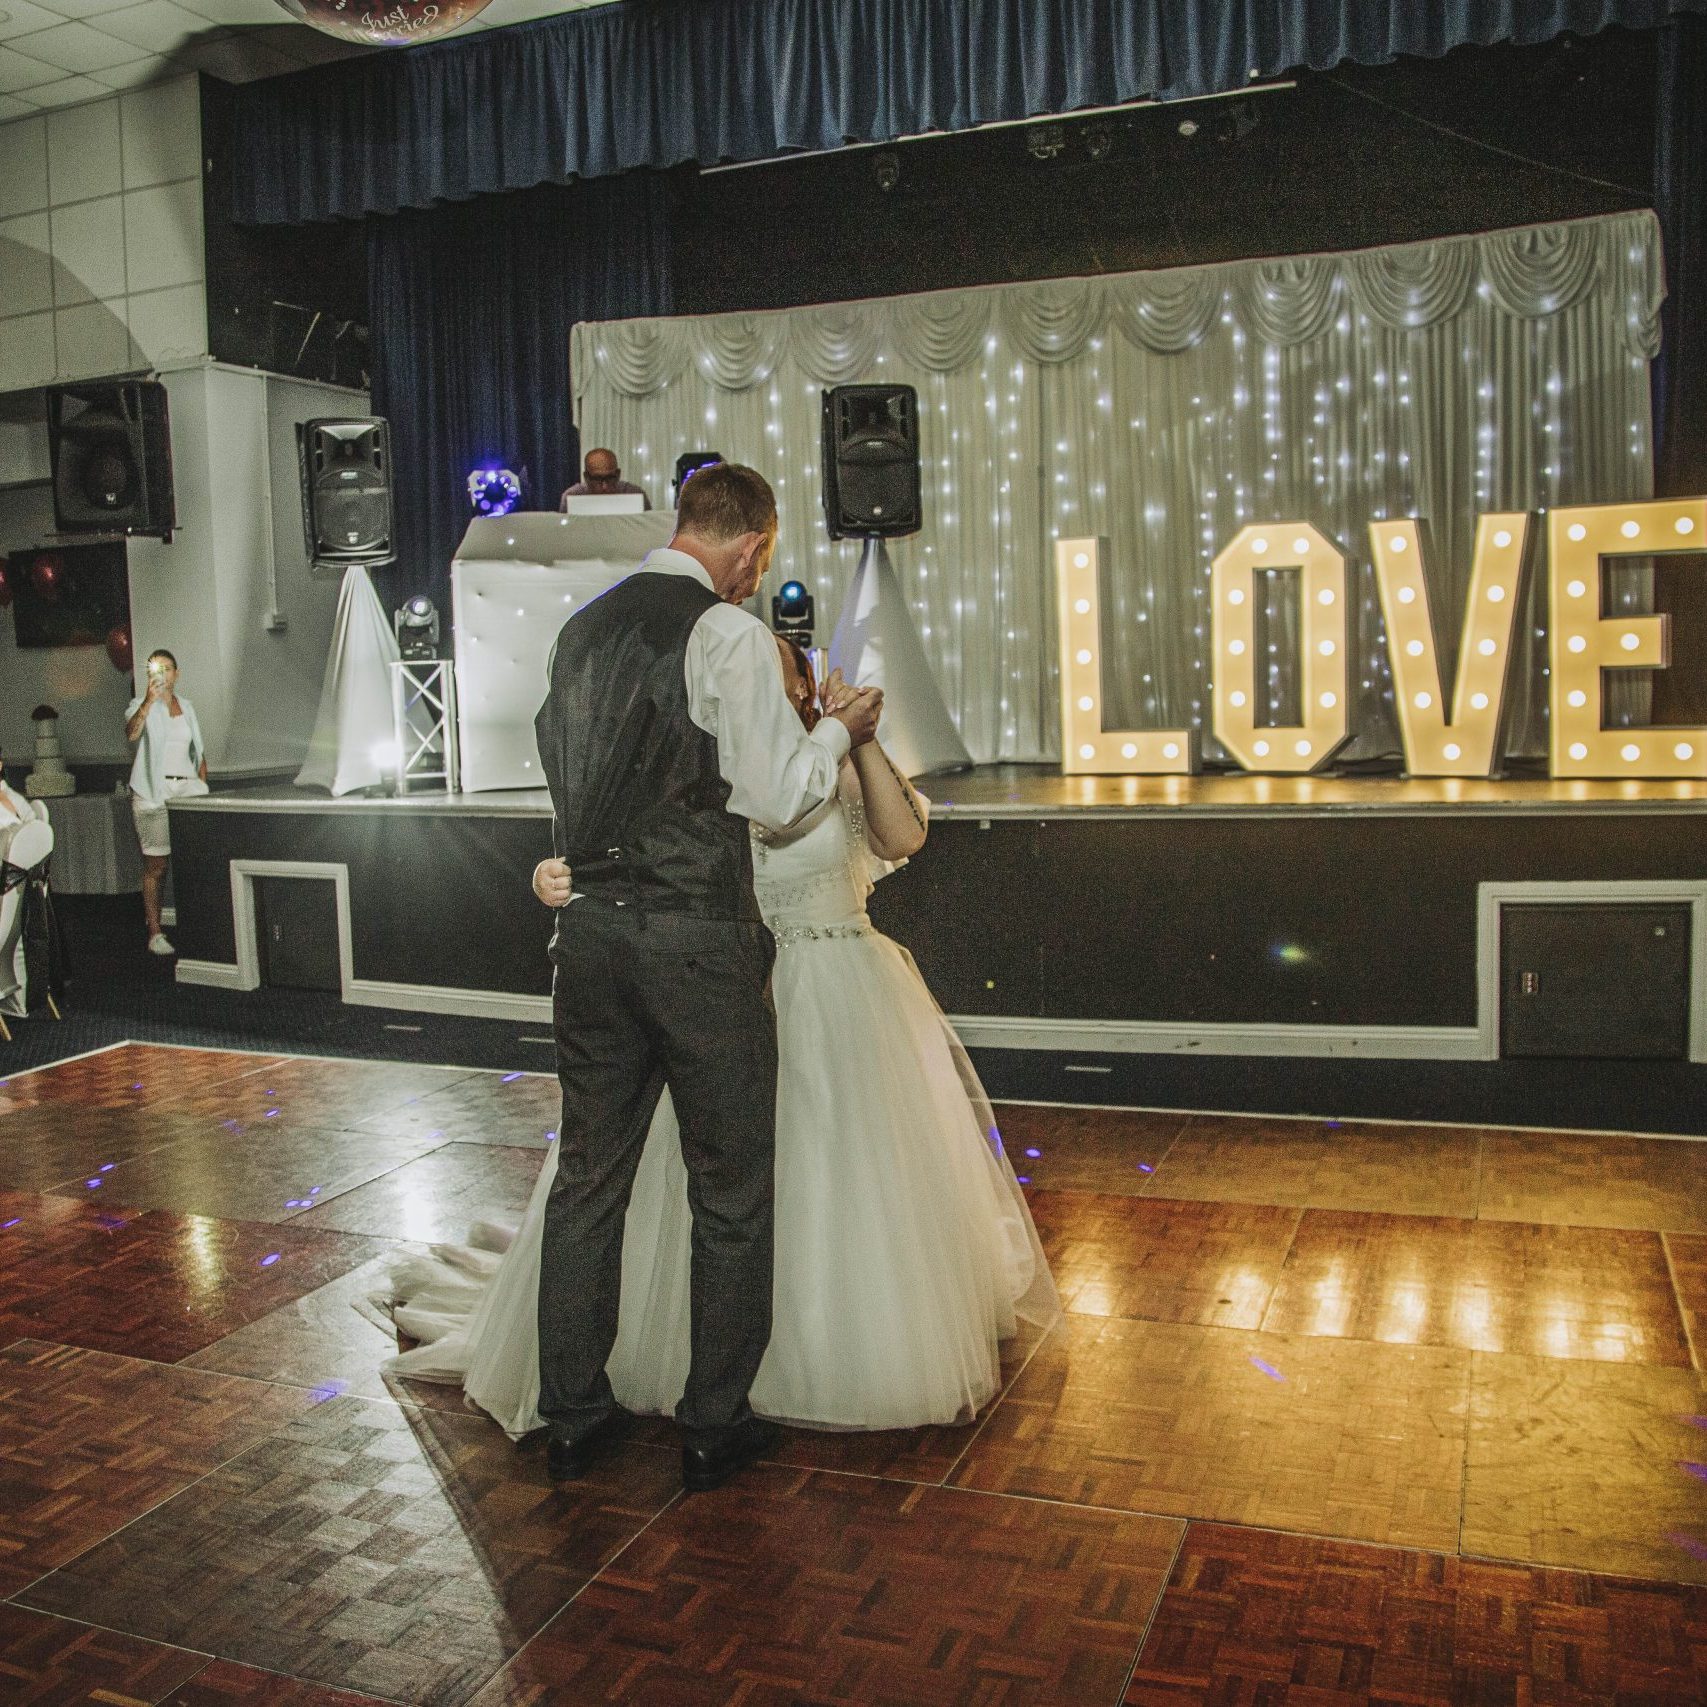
[{"x1": 132, "y1": 776, "x2": 208, "y2": 857}]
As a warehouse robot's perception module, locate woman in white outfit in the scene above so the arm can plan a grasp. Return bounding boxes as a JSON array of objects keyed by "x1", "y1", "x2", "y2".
[
  {"x1": 383, "y1": 638, "x2": 1059, "y2": 1435},
  {"x1": 123, "y1": 649, "x2": 208, "y2": 957}
]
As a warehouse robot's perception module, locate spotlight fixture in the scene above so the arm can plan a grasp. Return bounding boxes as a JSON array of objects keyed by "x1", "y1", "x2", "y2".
[
  {"x1": 771, "y1": 579, "x2": 815, "y2": 648},
  {"x1": 1177, "y1": 118, "x2": 1200, "y2": 137},
  {"x1": 673, "y1": 451, "x2": 723, "y2": 503},
  {"x1": 394, "y1": 594, "x2": 440, "y2": 660},
  {"x1": 467, "y1": 467, "x2": 521, "y2": 517},
  {"x1": 1025, "y1": 122, "x2": 1067, "y2": 161},
  {"x1": 1082, "y1": 121, "x2": 1115, "y2": 160}
]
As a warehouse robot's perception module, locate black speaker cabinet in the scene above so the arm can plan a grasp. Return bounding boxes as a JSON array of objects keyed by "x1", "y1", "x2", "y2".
[
  {"x1": 820, "y1": 384, "x2": 921, "y2": 540},
  {"x1": 297, "y1": 417, "x2": 394, "y2": 576},
  {"x1": 46, "y1": 381, "x2": 175, "y2": 539}
]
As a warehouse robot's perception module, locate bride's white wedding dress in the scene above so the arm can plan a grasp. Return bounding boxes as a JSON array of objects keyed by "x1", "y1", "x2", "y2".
[{"x1": 381, "y1": 772, "x2": 1059, "y2": 1434}]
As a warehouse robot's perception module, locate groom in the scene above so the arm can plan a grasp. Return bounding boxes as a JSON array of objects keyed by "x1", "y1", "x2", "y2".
[{"x1": 533, "y1": 462, "x2": 882, "y2": 1492}]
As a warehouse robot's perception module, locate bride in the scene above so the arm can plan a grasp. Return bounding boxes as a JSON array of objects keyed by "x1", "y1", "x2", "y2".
[{"x1": 382, "y1": 638, "x2": 1058, "y2": 1435}]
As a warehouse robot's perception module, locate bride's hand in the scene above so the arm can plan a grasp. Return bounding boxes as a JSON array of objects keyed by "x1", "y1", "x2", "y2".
[{"x1": 533, "y1": 857, "x2": 572, "y2": 908}]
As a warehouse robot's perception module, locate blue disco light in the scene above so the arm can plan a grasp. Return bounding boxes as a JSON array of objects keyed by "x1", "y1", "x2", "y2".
[{"x1": 468, "y1": 467, "x2": 522, "y2": 517}]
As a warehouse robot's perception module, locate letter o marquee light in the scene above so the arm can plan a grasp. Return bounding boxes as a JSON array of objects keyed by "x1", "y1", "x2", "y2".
[{"x1": 1212, "y1": 524, "x2": 1348, "y2": 774}]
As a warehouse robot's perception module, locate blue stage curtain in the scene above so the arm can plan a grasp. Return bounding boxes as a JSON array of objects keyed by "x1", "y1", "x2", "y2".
[
  {"x1": 231, "y1": 0, "x2": 1707, "y2": 226},
  {"x1": 1654, "y1": 13, "x2": 1706, "y2": 495},
  {"x1": 364, "y1": 174, "x2": 673, "y2": 615}
]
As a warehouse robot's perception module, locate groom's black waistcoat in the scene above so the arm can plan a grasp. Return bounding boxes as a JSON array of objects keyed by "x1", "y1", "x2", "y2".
[{"x1": 535, "y1": 571, "x2": 759, "y2": 934}]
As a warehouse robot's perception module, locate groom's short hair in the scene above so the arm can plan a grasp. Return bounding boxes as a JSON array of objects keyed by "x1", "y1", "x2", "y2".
[{"x1": 674, "y1": 462, "x2": 777, "y2": 543}]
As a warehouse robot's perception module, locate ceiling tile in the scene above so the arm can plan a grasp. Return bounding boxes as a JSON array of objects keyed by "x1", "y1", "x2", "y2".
[
  {"x1": 88, "y1": 50, "x2": 176, "y2": 87},
  {"x1": 7, "y1": 20, "x2": 157, "y2": 71},
  {"x1": 0, "y1": 3, "x2": 75, "y2": 45},
  {"x1": 28, "y1": 0, "x2": 174, "y2": 18},
  {"x1": 0, "y1": 42, "x2": 67, "y2": 88},
  {"x1": 20, "y1": 72, "x2": 113, "y2": 105},
  {"x1": 173, "y1": 0, "x2": 289, "y2": 25},
  {"x1": 0, "y1": 91, "x2": 40, "y2": 116},
  {"x1": 99, "y1": 0, "x2": 228, "y2": 54}
]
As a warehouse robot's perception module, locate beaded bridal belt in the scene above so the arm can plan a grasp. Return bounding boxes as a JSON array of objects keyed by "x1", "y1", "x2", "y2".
[{"x1": 769, "y1": 921, "x2": 876, "y2": 948}]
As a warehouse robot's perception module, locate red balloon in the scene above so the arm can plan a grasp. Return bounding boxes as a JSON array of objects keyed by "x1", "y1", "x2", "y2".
[
  {"x1": 29, "y1": 553, "x2": 63, "y2": 601},
  {"x1": 106, "y1": 625, "x2": 134, "y2": 675},
  {"x1": 273, "y1": 0, "x2": 495, "y2": 46},
  {"x1": 0, "y1": 556, "x2": 11, "y2": 608}
]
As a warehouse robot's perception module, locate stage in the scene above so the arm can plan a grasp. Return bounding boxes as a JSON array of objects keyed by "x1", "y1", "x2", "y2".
[{"x1": 164, "y1": 769, "x2": 1707, "y2": 1128}]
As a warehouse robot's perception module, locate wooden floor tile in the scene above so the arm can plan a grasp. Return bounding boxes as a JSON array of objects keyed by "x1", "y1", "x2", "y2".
[
  {"x1": 149, "y1": 1057, "x2": 480, "y2": 1129},
  {"x1": 20, "y1": 1395, "x2": 682, "y2": 1707},
  {"x1": 1463, "y1": 1351, "x2": 1707, "y2": 1583},
  {"x1": 162, "y1": 1660, "x2": 398, "y2": 1705},
  {"x1": 294, "y1": 1143, "x2": 546, "y2": 1243},
  {"x1": 48, "y1": 1123, "x2": 449, "y2": 1225},
  {"x1": 1027, "y1": 1190, "x2": 1300, "y2": 1327},
  {"x1": 0, "y1": 1194, "x2": 388, "y2": 1363},
  {"x1": 1125, "y1": 1522, "x2": 1707, "y2": 1706},
  {"x1": 1263, "y1": 1210, "x2": 1692, "y2": 1365},
  {"x1": 1143, "y1": 1120, "x2": 1481, "y2": 1217},
  {"x1": 351, "y1": 1071, "x2": 559, "y2": 1149},
  {"x1": 1666, "y1": 1234, "x2": 1707, "y2": 1371},
  {"x1": 467, "y1": 1465, "x2": 1182, "y2": 1707},
  {"x1": 0, "y1": 1340, "x2": 308, "y2": 1598},
  {"x1": 1479, "y1": 1132, "x2": 1707, "y2": 1232},
  {"x1": 990, "y1": 1104, "x2": 1191, "y2": 1196},
  {"x1": 0, "y1": 1106, "x2": 228, "y2": 1194},
  {"x1": 0, "y1": 1046, "x2": 280, "y2": 1114},
  {"x1": 183, "y1": 1250, "x2": 468, "y2": 1413},
  {"x1": 0, "y1": 1603, "x2": 209, "y2": 1706},
  {"x1": 953, "y1": 1316, "x2": 1469, "y2": 1551}
]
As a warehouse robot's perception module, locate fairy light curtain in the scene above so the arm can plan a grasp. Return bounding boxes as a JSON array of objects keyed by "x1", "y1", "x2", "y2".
[{"x1": 571, "y1": 210, "x2": 1663, "y2": 764}]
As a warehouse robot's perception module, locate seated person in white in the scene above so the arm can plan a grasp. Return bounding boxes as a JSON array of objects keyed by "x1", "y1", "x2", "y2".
[
  {"x1": 0, "y1": 744, "x2": 51, "y2": 1020},
  {"x1": 382, "y1": 639, "x2": 1059, "y2": 1433},
  {"x1": 123, "y1": 649, "x2": 208, "y2": 957}
]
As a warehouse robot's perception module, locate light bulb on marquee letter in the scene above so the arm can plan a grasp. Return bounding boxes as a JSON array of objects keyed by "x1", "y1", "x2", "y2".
[
  {"x1": 1055, "y1": 538, "x2": 1196, "y2": 775},
  {"x1": 1370, "y1": 513, "x2": 1530, "y2": 777},
  {"x1": 1211, "y1": 524, "x2": 1348, "y2": 773},
  {"x1": 1548, "y1": 499, "x2": 1707, "y2": 779}
]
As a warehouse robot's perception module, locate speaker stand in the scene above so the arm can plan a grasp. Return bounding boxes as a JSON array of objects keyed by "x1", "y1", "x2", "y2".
[{"x1": 826, "y1": 536, "x2": 972, "y2": 777}]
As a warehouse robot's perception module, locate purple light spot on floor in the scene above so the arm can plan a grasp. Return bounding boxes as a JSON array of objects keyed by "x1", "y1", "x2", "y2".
[
  {"x1": 99, "y1": 1163, "x2": 115, "y2": 1172},
  {"x1": 0, "y1": 1218, "x2": 20, "y2": 1230},
  {"x1": 1668, "y1": 1531, "x2": 1707, "y2": 1562},
  {"x1": 1025, "y1": 1148, "x2": 1042, "y2": 1159},
  {"x1": 547, "y1": 1130, "x2": 557, "y2": 1141},
  {"x1": 501, "y1": 1073, "x2": 523, "y2": 1083},
  {"x1": 85, "y1": 1178, "x2": 103, "y2": 1189},
  {"x1": 264, "y1": 1110, "x2": 280, "y2": 1118},
  {"x1": 1249, "y1": 1357, "x2": 1285, "y2": 1382},
  {"x1": 1683, "y1": 1415, "x2": 1707, "y2": 1429},
  {"x1": 259, "y1": 1252, "x2": 281, "y2": 1268},
  {"x1": 132, "y1": 1083, "x2": 143, "y2": 1090},
  {"x1": 1680, "y1": 1461, "x2": 1707, "y2": 1482},
  {"x1": 309, "y1": 1380, "x2": 347, "y2": 1403},
  {"x1": 96, "y1": 1214, "x2": 126, "y2": 1230},
  {"x1": 1016, "y1": 1175, "x2": 1031, "y2": 1184},
  {"x1": 284, "y1": 1199, "x2": 308, "y2": 1208},
  {"x1": 1137, "y1": 1163, "x2": 1155, "y2": 1173},
  {"x1": 309, "y1": 1186, "x2": 323, "y2": 1195}
]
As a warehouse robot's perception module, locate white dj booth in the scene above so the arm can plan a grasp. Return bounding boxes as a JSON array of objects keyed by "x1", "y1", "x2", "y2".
[{"x1": 451, "y1": 510, "x2": 675, "y2": 792}]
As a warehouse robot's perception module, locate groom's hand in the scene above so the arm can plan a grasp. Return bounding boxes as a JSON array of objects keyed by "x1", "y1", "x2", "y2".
[{"x1": 533, "y1": 857, "x2": 572, "y2": 908}]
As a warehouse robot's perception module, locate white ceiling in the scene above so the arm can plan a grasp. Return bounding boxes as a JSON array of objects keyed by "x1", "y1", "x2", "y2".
[{"x1": 0, "y1": 0, "x2": 613, "y2": 117}]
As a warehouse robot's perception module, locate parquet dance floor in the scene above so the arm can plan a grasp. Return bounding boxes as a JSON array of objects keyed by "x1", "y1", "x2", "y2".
[{"x1": 0, "y1": 1043, "x2": 1702, "y2": 1704}]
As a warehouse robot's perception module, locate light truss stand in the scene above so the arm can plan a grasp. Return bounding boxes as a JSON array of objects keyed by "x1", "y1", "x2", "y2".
[
  {"x1": 390, "y1": 659, "x2": 461, "y2": 794},
  {"x1": 827, "y1": 536, "x2": 972, "y2": 777}
]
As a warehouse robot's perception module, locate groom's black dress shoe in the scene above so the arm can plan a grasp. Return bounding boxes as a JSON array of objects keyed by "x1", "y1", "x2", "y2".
[
  {"x1": 681, "y1": 1417, "x2": 782, "y2": 1493},
  {"x1": 546, "y1": 1411, "x2": 633, "y2": 1482}
]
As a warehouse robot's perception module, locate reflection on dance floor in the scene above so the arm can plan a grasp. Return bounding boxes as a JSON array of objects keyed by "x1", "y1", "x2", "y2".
[{"x1": 0, "y1": 1043, "x2": 1702, "y2": 1703}]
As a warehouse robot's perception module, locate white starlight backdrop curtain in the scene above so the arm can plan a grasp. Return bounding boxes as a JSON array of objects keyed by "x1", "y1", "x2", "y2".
[{"x1": 572, "y1": 211, "x2": 1663, "y2": 764}]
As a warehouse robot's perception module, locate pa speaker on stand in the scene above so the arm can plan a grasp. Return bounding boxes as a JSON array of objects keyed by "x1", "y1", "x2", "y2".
[
  {"x1": 820, "y1": 383, "x2": 971, "y2": 776},
  {"x1": 297, "y1": 418, "x2": 395, "y2": 577},
  {"x1": 46, "y1": 380, "x2": 175, "y2": 540}
]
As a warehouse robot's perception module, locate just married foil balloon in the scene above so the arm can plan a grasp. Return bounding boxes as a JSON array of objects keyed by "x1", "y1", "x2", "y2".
[{"x1": 274, "y1": 0, "x2": 494, "y2": 47}]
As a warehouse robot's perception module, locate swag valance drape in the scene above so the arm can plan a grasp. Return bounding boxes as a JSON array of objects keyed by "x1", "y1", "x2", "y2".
[
  {"x1": 228, "y1": 0, "x2": 1707, "y2": 225},
  {"x1": 573, "y1": 211, "x2": 1665, "y2": 764}
]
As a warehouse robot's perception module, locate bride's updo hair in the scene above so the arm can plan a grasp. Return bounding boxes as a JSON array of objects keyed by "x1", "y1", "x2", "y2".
[{"x1": 674, "y1": 462, "x2": 777, "y2": 543}]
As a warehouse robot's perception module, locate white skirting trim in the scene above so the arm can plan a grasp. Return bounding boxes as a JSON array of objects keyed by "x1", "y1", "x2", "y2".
[
  {"x1": 946, "y1": 1015, "x2": 1485, "y2": 1060},
  {"x1": 343, "y1": 979, "x2": 551, "y2": 1025},
  {"x1": 175, "y1": 959, "x2": 247, "y2": 990}
]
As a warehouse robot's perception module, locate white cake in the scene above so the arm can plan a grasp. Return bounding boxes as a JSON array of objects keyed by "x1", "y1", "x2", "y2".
[{"x1": 25, "y1": 717, "x2": 74, "y2": 799}]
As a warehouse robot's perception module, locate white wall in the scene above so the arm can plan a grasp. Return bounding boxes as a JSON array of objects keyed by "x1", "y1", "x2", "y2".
[
  {"x1": 0, "y1": 76, "x2": 206, "y2": 392},
  {"x1": 0, "y1": 479, "x2": 135, "y2": 766}
]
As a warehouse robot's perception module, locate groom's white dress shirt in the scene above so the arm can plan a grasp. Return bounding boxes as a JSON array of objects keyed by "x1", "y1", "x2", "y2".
[{"x1": 641, "y1": 547, "x2": 849, "y2": 831}]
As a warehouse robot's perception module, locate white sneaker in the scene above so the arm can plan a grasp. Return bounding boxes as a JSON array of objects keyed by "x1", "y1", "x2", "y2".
[{"x1": 147, "y1": 932, "x2": 175, "y2": 956}]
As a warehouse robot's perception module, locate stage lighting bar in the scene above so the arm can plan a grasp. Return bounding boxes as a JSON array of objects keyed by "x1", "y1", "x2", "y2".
[
  {"x1": 1548, "y1": 498, "x2": 1707, "y2": 779},
  {"x1": 1056, "y1": 537, "x2": 1196, "y2": 774},
  {"x1": 1211, "y1": 524, "x2": 1348, "y2": 773},
  {"x1": 1370, "y1": 513, "x2": 1530, "y2": 777}
]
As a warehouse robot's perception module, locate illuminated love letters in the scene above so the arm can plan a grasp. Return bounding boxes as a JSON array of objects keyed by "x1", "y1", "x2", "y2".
[{"x1": 1056, "y1": 500, "x2": 1705, "y2": 780}]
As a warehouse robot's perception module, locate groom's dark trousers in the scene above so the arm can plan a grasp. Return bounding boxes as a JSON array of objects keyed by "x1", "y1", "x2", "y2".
[
  {"x1": 534, "y1": 569, "x2": 786, "y2": 1451},
  {"x1": 539, "y1": 901, "x2": 777, "y2": 1446}
]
